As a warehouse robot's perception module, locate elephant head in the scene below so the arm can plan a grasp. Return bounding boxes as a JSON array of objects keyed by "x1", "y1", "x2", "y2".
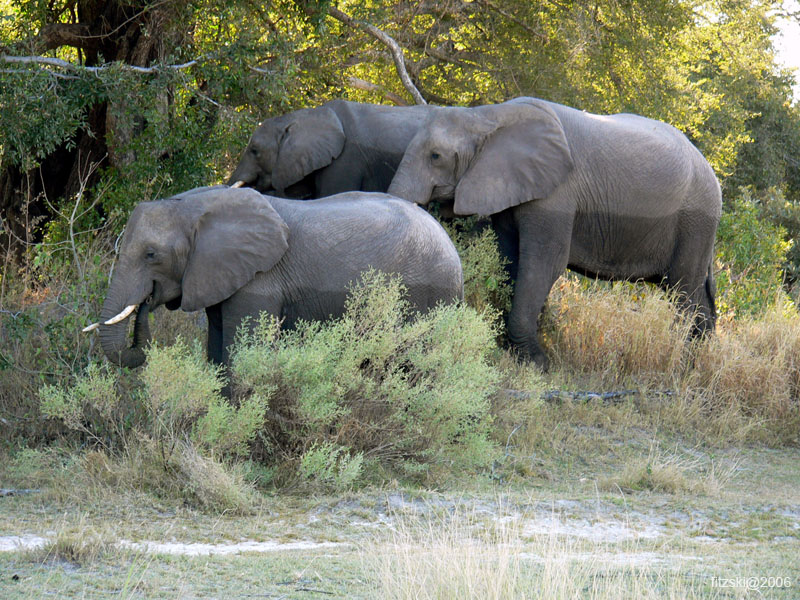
[
  {"x1": 93, "y1": 186, "x2": 289, "y2": 368},
  {"x1": 227, "y1": 106, "x2": 346, "y2": 196},
  {"x1": 388, "y1": 98, "x2": 574, "y2": 216}
]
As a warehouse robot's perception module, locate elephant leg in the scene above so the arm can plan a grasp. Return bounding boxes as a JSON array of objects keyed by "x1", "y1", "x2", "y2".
[
  {"x1": 219, "y1": 291, "x2": 283, "y2": 365},
  {"x1": 506, "y1": 206, "x2": 573, "y2": 370},
  {"x1": 491, "y1": 210, "x2": 519, "y2": 283},
  {"x1": 205, "y1": 303, "x2": 234, "y2": 397},
  {"x1": 664, "y1": 221, "x2": 718, "y2": 336},
  {"x1": 205, "y1": 304, "x2": 224, "y2": 365}
]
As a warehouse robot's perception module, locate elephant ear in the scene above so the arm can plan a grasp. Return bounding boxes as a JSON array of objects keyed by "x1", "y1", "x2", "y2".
[
  {"x1": 272, "y1": 106, "x2": 346, "y2": 192},
  {"x1": 454, "y1": 101, "x2": 573, "y2": 216},
  {"x1": 181, "y1": 189, "x2": 289, "y2": 312}
]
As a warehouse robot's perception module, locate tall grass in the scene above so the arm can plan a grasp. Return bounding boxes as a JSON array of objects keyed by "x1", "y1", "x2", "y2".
[
  {"x1": 537, "y1": 276, "x2": 800, "y2": 446},
  {"x1": 543, "y1": 277, "x2": 693, "y2": 386},
  {"x1": 365, "y1": 506, "x2": 709, "y2": 599}
]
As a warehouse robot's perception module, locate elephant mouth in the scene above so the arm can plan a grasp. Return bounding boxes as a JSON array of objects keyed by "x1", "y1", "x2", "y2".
[{"x1": 431, "y1": 184, "x2": 456, "y2": 202}]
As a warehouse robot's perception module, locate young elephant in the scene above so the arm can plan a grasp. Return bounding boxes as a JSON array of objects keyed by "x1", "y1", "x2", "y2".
[
  {"x1": 88, "y1": 186, "x2": 463, "y2": 369},
  {"x1": 227, "y1": 99, "x2": 432, "y2": 198}
]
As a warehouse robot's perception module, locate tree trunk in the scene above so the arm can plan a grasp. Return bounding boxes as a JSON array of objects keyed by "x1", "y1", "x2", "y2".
[{"x1": 0, "y1": 0, "x2": 187, "y2": 256}]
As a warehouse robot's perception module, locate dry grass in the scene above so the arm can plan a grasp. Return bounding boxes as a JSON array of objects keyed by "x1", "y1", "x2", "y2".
[
  {"x1": 599, "y1": 444, "x2": 740, "y2": 496},
  {"x1": 3, "y1": 440, "x2": 257, "y2": 515},
  {"x1": 536, "y1": 276, "x2": 800, "y2": 447},
  {"x1": 102, "y1": 438, "x2": 258, "y2": 514},
  {"x1": 365, "y1": 506, "x2": 707, "y2": 600},
  {"x1": 684, "y1": 301, "x2": 800, "y2": 443},
  {"x1": 544, "y1": 277, "x2": 692, "y2": 387},
  {"x1": 25, "y1": 516, "x2": 113, "y2": 566}
]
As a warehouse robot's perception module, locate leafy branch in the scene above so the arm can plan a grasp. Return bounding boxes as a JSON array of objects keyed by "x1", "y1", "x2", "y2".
[{"x1": 324, "y1": 6, "x2": 427, "y2": 105}]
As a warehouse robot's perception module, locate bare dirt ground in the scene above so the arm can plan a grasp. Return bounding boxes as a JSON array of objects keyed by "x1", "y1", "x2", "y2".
[{"x1": 0, "y1": 444, "x2": 798, "y2": 598}]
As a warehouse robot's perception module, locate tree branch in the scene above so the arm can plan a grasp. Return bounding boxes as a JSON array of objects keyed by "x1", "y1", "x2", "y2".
[
  {"x1": 477, "y1": 0, "x2": 549, "y2": 42},
  {"x1": 346, "y1": 76, "x2": 410, "y2": 106},
  {"x1": 326, "y1": 6, "x2": 427, "y2": 105},
  {"x1": 35, "y1": 23, "x2": 95, "y2": 53},
  {"x1": 0, "y1": 54, "x2": 198, "y2": 74}
]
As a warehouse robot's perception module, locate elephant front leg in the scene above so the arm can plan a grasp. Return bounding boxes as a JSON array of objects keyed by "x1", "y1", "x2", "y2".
[
  {"x1": 506, "y1": 211, "x2": 572, "y2": 370},
  {"x1": 219, "y1": 291, "x2": 283, "y2": 367},
  {"x1": 507, "y1": 269, "x2": 557, "y2": 370},
  {"x1": 205, "y1": 303, "x2": 233, "y2": 397},
  {"x1": 492, "y1": 210, "x2": 520, "y2": 284},
  {"x1": 205, "y1": 304, "x2": 225, "y2": 365}
]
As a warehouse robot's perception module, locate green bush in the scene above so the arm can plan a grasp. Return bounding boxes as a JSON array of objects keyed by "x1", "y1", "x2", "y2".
[
  {"x1": 37, "y1": 273, "x2": 501, "y2": 493},
  {"x1": 36, "y1": 339, "x2": 266, "y2": 511},
  {"x1": 715, "y1": 190, "x2": 793, "y2": 317},
  {"x1": 40, "y1": 362, "x2": 123, "y2": 448},
  {"x1": 141, "y1": 340, "x2": 268, "y2": 460},
  {"x1": 1, "y1": 227, "x2": 118, "y2": 444},
  {"x1": 440, "y1": 218, "x2": 512, "y2": 322},
  {"x1": 755, "y1": 187, "x2": 800, "y2": 286},
  {"x1": 298, "y1": 442, "x2": 365, "y2": 492},
  {"x1": 232, "y1": 270, "x2": 501, "y2": 483},
  {"x1": 39, "y1": 338, "x2": 269, "y2": 462}
]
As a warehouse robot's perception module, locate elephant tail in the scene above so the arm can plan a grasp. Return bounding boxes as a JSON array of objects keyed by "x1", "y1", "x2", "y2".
[{"x1": 704, "y1": 260, "x2": 717, "y2": 331}]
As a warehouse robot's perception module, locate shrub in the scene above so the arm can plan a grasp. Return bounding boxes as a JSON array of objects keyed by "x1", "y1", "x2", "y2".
[
  {"x1": 231, "y1": 270, "x2": 501, "y2": 484},
  {"x1": 751, "y1": 187, "x2": 800, "y2": 286},
  {"x1": 1, "y1": 223, "x2": 117, "y2": 444},
  {"x1": 42, "y1": 339, "x2": 268, "y2": 461},
  {"x1": 440, "y1": 218, "x2": 512, "y2": 322},
  {"x1": 40, "y1": 362, "x2": 125, "y2": 449},
  {"x1": 36, "y1": 339, "x2": 266, "y2": 511},
  {"x1": 715, "y1": 190, "x2": 793, "y2": 317},
  {"x1": 298, "y1": 442, "x2": 365, "y2": 492}
]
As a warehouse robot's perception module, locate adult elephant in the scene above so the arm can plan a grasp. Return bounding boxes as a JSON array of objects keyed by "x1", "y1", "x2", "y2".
[
  {"x1": 85, "y1": 186, "x2": 462, "y2": 370},
  {"x1": 388, "y1": 97, "x2": 722, "y2": 368},
  {"x1": 227, "y1": 100, "x2": 432, "y2": 198}
]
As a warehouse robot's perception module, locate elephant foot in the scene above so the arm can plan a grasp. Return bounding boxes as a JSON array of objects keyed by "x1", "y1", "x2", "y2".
[{"x1": 513, "y1": 342, "x2": 550, "y2": 372}]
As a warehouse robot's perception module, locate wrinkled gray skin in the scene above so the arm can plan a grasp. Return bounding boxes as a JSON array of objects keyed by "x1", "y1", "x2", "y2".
[
  {"x1": 227, "y1": 100, "x2": 432, "y2": 198},
  {"x1": 97, "y1": 186, "x2": 463, "y2": 370},
  {"x1": 388, "y1": 97, "x2": 722, "y2": 369}
]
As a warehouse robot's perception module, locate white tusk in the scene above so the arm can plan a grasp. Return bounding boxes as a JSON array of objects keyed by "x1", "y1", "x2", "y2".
[
  {"x1": 82, "y1": 322, "x2": 100, "y2": 333},
  {"x1": 230, "y1": 180, "x2": 245, "y2": 188},
  {"x1": 104, "y1": 304, "x2": 138, "y2": 325}
]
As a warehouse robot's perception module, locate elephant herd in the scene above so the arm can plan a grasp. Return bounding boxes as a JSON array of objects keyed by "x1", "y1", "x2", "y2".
[{"x1": 85, "y1": 97, "x2": 722, "y2": 373}]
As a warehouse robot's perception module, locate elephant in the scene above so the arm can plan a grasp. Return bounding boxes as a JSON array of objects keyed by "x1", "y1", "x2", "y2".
[
  {"x1": 387, "y1": 97, "x2": 722, "y2": 368},
  {"x1": 227, "y1": 99, "x2": 432, "y2": 198},
  {"x1": 86, "y1": 186, "x2": 463, "y2": 371}
]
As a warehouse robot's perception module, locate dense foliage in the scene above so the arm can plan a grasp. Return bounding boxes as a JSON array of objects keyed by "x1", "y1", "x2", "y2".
[{"x1": 1, "y1": 0, "x2": 799, "y2": 243}]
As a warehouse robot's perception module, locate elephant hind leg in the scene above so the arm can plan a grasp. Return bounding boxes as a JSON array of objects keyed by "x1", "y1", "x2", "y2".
[
  {"x1": 692, "y1": 262, "x2": 717, "y2": 336},
  {"x1": 665, "y1": 231, "x2": 718, "y2": 337}
]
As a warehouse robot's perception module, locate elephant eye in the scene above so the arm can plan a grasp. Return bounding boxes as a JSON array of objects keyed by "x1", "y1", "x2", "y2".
[
  {"x1": 145, "y1": 251, "x2": 156, "y2": 260},
  {"x1": 431, "y1": 152, "x2": 440, "y2": 160},
  {"x1": 250, "y1": 147, "x2": 259, "y2": 157}
]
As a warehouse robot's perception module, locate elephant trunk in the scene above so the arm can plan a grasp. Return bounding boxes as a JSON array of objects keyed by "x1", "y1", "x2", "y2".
[
  {"x1": 98, "y1": 277, "x2": 153, "y2": 369},
  {"x1": 388, "y1": 160, "x2": 433, "y2": 206},
  {"x1": 227, "y1": 157, "x2": 259, "y2": 189}
]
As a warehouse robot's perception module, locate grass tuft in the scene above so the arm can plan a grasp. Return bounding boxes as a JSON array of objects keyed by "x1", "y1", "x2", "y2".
[{"x1": 599, "y1": 445, "x2": 739, "y2": 496}]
